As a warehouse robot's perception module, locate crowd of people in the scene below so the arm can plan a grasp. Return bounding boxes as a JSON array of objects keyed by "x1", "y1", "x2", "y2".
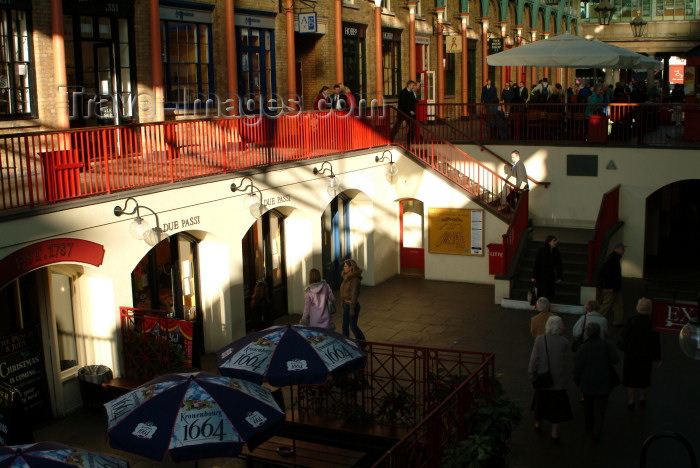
[
  {"x1": 485, "y1": 77, "x2": 679, "y2": 107},
  {"x1": 313, "y1": 83, "x2": 357, "y2": 112},
  {"x1": 527, "y1": 236, "x2": 662, "y2": 444}
]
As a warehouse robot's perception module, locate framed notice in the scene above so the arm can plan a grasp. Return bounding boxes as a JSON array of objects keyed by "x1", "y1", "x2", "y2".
[{"x1": 428, "y1": 208, "x2": 484, "y2": 256}]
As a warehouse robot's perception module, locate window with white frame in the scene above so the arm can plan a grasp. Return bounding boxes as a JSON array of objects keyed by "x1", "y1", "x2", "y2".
[{"x1": 0, "y1": 7, "x2": 35, "y2": 118}]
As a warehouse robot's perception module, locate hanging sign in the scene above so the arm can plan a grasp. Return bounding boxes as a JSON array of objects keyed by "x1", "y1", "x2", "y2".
[
  {"x1": 446, "y1": 36, "x2": 462, "y2": 53},
  {"x1": 488, "y1": 38, "x2": 504, "y2": 54},
  {"x1": 298, "y1": 12, "x2": 317, "y2": 33},
  {"x1": 652, "y1": 299, "x2": 697, "y2": 333}
]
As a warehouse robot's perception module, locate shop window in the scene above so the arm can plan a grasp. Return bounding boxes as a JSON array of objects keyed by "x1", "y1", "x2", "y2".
[
  {"x1": 50, "y1": 272, "x2": 79, "y2": 372},
  {"x1": 445, "y1": 48, "x2": 456, "y2": 97},
  {"x1": 382, "y1": 30, "x2": 402, "y2": 98},
  {"x1": 161, "y1": 21, "x2": 214, "y2": 108},
  {"x1": 0, "y1": 8, "x2": 36, "y2": 118}
]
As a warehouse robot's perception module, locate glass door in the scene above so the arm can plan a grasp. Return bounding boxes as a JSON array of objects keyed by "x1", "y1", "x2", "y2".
[{"x1": 237, "y1": 27, "x2": 276, "y2": 114}]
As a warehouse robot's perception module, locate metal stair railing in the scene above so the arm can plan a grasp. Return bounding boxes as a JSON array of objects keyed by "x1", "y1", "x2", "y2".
[{"x1": 387, "y1": 106, "x2": 517, "y2": 220}]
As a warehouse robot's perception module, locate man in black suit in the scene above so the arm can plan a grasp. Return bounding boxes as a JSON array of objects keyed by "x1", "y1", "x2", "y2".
[
  {"x1": 391, "y1": 80, "x2": 418, "y2": 144},
  {"x1": 481, "y1": 79, "x2": 498, "y2": 104}
]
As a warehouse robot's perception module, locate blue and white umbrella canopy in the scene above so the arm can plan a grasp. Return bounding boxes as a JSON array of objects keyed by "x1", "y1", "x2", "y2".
[
  {"x1": 103, "y1": 372, "x2": 284, "y2": 462},
  {"x1": 216, "y1": 324, "x2": 366, "y2": 386},
  {"x1": 0, "y1": 441, "x2": 130, "y2": 467}
]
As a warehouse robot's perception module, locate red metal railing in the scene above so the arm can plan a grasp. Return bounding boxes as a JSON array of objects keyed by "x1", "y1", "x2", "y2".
[
  {"x1": 368, "y1": 346, "x2": 496, "y2": 468},
  {"x1": 417, "y1": 102, "x2": 699, "y2": 146},
  {"x1": 119, "y1": 307, "x2": 171, "y2": 380},
  {"x1": 0, "y1": 111, "x2": 390, "y2": 211},
  {"x1": 296, "y1": 341, "x2": 494, "y2": 429},
  {"x1": 587, "y1": 185, "x2": 620, "y2": 282},
  {"x1": 502, "y1": 190, "x2": 530, "y2": 276},
  {"x1": 386, "y1": 107, "x2": 516, "y2": 209}
]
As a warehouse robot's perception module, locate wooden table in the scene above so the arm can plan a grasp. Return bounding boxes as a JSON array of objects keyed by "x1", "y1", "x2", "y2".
[{"x1": 240, "y1": 435, "x2": 365, "y2": 468}]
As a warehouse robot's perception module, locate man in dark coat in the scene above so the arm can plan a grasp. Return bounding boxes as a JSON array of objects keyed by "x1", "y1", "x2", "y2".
[
  {"x1": 391, "y1": 80, "x2": 418, "y2": 144},
  {"x1": 481, "y1": 79, "x2": 498, "y2": 104},
  {"x1": 598, "y1": 242, "x2": 626, "y2": 326}
]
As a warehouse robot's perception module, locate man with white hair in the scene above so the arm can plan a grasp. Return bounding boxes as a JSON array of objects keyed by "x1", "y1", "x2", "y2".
[{"x1": 530, "y1": 297, "x2": 559, "y2": 338}]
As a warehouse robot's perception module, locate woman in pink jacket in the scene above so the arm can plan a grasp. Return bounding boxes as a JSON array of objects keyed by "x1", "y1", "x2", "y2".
[{"x1": 300, "y1": 268, "x2": 335, "y2": 329}]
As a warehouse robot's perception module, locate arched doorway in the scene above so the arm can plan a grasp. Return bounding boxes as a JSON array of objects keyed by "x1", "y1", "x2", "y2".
[
  {"x1": 644, "y1": 179, "x2": 700, "y2": 278},
  {"x1": 321, "y1": 194, "x2": 351, "y2": 290},
  {"x1": 399, "y1": 199, "x2": 425, "y2": 277},
  {"x1": 242, "y1": 210, "x2": 288, "y2": 332},
  {"x1": 130, "y1": 232, "x2": 203, "y2": 369}
]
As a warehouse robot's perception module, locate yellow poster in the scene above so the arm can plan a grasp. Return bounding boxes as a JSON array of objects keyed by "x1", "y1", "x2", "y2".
[{"x1": 428, "y1": 208, "x2": 483, "y2": 256}]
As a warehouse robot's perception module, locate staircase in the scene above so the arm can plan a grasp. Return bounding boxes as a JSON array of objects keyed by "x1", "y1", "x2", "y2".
[{"x1": 507, "y1": 227, "x2": 593, "y2": 311}]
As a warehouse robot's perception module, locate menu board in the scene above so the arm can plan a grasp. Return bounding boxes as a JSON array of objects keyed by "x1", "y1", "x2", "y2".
[
  {"x1": 0, "y1": 328, "x2": 50, "y2": 422},
  {"x1": 428, "y1": 208, "x2": 484, "y2": 256}
]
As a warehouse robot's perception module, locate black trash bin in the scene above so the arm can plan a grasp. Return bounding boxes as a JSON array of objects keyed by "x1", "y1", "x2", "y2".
[{"x1": 78, "y1": 365, "x2": 113, "y2": 408}]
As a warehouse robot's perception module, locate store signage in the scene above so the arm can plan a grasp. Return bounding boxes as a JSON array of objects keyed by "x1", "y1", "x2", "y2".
[
  {"x1": 298, "y1": 12, "x2": 317, "y2": 33},
  {"x1": 160, "y1": 6, "x2": 214, "y2": 24},
  {"x1": 0, "y1": 0, "x2": 32, "y2": 9},
  {"x1": 652, "y1": 299, "x2": 697, "y2": 333},
  {"x1": 162, "y1": 216, "x2": 201, "y2": 233},
  {"x1": 446, "y1": 35, "x2": 462, "y2": 53},
  {"x1": 63, "y1": 0, "x2": 135, "y2": 16},
  {"x1": 344, "y1": 26, "x2": 359, "y2": 37},
  {"x1": 0, "y1": 239, "x2": 105, "y2": 290},
  {"x1": 416, "y1": 35, "x2": 431, "y2": 45},
  {"x1": 263, "y1": 194, "x2": 291, "y2": 207},
  {"x1": 0, "y1": 328, "x2": 49, "y2": 421},
  {"x1": 488, "y1": 38, "x2": 504, "y2": 54},
  {"x1": 234, "y1": 14, "x2": 276, "y2": 29}
]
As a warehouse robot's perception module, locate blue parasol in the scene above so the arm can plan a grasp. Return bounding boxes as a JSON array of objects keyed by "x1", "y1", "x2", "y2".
[
  {"x1": 0, "y1": 441, "x2": 130, "y2": 467},
  {"x1": 216, "y1": 324, "x2": 366, "y2": 456},
  {"x1": 216, "y1": 324, "x2": 366, "y2": 386},
  {"x1": 103, "y1": 371, "x2": 284, "y2": 463}
]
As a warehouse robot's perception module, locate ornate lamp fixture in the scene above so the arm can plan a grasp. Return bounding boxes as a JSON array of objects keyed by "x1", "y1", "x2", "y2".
[
  {"x1": 230, "y1": 177, "x2": 266, "y2": 219},
  {"x1": 375, "y1": 150, "x2": 399, "y2": 177},
  {"x1": 594, "y1": 0, "x2": 616, "y2": 26},
  {"x1": 114, "y1": 197, "x2": 167, "y2": 247},
  {"x1": 313, "y1": 161, "x2": 340, "y2": 197},
  {"x1": 630, "y1": 12, "x2": 648, "y2": 37}
]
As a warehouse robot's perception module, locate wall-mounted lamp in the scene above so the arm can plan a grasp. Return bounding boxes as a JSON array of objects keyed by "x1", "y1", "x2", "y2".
[
  {"x1": 313, "y1": 161, "x2": 340, "y2": 198},
  {"x1": 231, "y1": 177, "x2": 266, "y2": 219},
  {"x1": 114, "y1": 197, "x2": 167, "y2": 247},
  {"x1": 630, "y1": 13, "x2": 648, "y2": 37},
  {"x1": 594, "y1": 0, "x2": 616, "y2": 26},
  {"x1": 375, "y1": 150, "x2": 399, "y2": 177}
]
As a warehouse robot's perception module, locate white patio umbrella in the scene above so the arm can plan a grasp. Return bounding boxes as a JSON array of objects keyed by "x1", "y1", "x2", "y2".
[{"x1": 486, "y1": 32, "x2": 662, "y2": 70}]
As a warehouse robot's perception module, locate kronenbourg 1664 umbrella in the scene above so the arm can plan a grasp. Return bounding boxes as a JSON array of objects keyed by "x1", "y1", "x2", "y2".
[
  {"x1": 216, "y1": 324, "x2": 366, "y2": 386},
  {"x1": 0, "y1": 441, "x2": 130, "y2": 467},
  {"x1": 103, "y1": 372, "x2": 284, "y2": 463}
]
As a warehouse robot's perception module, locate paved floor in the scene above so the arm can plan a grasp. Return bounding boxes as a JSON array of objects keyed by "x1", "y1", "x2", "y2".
[{"x1": 33, "y1": 276, "x2": 700, "y2": 467}]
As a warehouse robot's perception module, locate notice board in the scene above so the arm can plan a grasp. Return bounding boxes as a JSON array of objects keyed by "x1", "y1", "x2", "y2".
[{"x1": 428, "y1": 208, "x2": 484, "y2": 256}]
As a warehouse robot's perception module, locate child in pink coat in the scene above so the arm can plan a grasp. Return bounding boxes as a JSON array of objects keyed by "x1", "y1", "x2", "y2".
[{"x1": 300, "y1": 268, "x2": 335, "y2": 329}]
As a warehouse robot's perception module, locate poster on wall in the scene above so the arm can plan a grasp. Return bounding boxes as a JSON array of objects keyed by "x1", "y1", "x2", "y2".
[
  {"x1": 428, "y1": 208, "x2": 484, "y2": 256},
  {"x1": 0, "y1": 328, "x2": 50, "y2": 422}
]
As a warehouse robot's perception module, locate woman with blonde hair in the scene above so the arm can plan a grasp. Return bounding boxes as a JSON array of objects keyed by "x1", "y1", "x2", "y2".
[
  {"x1": 619, "y1": 297, "x2": 661, "y2": 410},
  {"x1": 300, "y1": 268, "x2": 335, "y2": 329},
  {"x1": 339, "y1": 259, "x2": 366, "y2": 340}
]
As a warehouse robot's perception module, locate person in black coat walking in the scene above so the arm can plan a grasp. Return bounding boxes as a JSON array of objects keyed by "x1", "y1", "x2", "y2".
[
  {"x1": 574, "y1": 322, "x2": 620, "y2": 441},
  {"x1": 598, "y1": 242, "x2": 626, "y2": 326},
  {"x1": 619, "y1": 297, "x2": 661, "y2": 411},
  {"x1": 391, "y1": 80, "x2": 418, "y2": 144},
  {"x1": 531, "y1": 235, "x2": 564, "y2": 301},
  {"x1": 481, "y1": 79, "x2": 498, "y2": 104}
]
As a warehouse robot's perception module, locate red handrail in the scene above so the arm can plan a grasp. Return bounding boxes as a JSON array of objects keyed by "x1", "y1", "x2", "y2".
[
  {"x1": 587, "y1": 185, "x2": 620, "y2": 282},
  {"x1": 502, "y1": 190, "x2": 529, "y2": 276}
]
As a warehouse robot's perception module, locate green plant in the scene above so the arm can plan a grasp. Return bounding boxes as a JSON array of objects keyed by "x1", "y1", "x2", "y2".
[
  {"x1": 428, "y1": 367, "x2": 469, "y2": 407},
  {"x1": 441, "y1": 379, "x2": 521, "y2": 468}
]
